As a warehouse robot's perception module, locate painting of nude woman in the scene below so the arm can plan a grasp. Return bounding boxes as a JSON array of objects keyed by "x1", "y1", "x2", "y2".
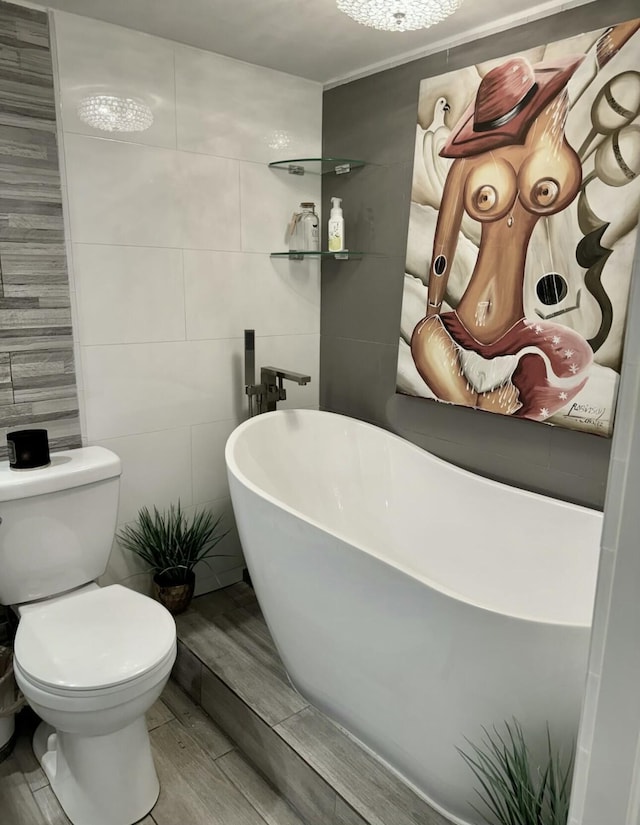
[{"x1": 398, "y1": 20, "x2": 640, "y2": 436}]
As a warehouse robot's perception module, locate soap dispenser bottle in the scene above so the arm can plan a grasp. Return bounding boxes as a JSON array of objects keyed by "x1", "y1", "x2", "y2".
[{"x1": 328, "y1": 197, "x2": 345, "y2": 252}]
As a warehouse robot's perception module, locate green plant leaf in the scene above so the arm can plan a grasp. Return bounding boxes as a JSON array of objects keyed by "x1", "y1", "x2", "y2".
[
  {"x1": 459, "y1": 719, "x2": 574, "y2": 825},
  {"x1": 116, "y1": 500, "x2": 231, "y2": 585}
]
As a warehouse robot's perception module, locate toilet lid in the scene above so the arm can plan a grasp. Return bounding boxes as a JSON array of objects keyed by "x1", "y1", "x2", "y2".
[{"x1": 15, "y1": 585, "x2": 176, "y2": 691}]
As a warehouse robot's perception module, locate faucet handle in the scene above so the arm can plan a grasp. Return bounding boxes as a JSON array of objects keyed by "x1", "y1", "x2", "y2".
[
  {"x1": 269, "y1": 371, "x2": 287, "y2": 402},
  {"x1": 256, "y1": 365, "x2": 310, "y2": 413}
]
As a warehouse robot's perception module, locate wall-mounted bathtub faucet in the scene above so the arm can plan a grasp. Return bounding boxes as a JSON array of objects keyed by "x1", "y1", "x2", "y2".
[
  {"x1": 244, "y1": 330, "x2": 310, "y2": 416},
  {"x1": 258, "y1": 366, "x2": 310, "y2": 414}
]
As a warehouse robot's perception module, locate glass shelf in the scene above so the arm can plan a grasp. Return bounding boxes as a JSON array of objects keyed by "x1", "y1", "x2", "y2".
[
  {"x1": 270, "y1": 250, "x2": 363, "y2": 261},
  {"x1": 268, "y1": 157, "x2": 365, "y2": 176}
]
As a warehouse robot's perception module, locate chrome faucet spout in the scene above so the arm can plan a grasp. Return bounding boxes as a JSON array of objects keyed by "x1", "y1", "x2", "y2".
[
  {"x1": 261, "y1": 366, "x2": 311, "y2": 386},
  {"x1": 258, "y1": 366, "x2": 312, "y2": 413},
  {"x1": 242, "y1": 329, "x2": 310, "y2": 416}
]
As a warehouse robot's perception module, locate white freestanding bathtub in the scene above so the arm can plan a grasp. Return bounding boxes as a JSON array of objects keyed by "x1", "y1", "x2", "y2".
[{"x1": 225, "y1": 409, "x2": 602, "y2": 825}]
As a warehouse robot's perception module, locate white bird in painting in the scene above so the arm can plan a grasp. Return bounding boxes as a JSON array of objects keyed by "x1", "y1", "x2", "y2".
[
  {"x1": 425, "y1": 96, "x2": 450, "y2": 133},
  {"x1": 412, "y1": 97, "x2": 452, "y2": 206},
  {"x1": 424, "y1": 97, "x2": 452, "y2": 187}
]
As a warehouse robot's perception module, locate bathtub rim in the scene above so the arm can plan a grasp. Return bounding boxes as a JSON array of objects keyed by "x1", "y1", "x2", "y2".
[{"x1": 225, "y1": 409, "x2": 602, "y2": 629}]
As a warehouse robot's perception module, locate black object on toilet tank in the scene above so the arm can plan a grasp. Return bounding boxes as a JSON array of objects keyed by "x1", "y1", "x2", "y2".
[{"x1": 6, "y1": 429, "x2": 51, "y2": 470}]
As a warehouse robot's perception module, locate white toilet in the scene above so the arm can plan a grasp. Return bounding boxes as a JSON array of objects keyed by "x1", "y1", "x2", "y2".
[{"x1": 0, "y1": 446, "x2": 177, "y2": 825}]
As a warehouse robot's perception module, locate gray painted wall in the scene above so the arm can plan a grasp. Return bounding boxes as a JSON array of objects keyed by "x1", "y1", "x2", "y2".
[
  {"x1": 0, "y1": 2, "x2": 81, "y2": 460},
  {"x1": 321, "y1": 0, "x2": 639, "y2": 510}
]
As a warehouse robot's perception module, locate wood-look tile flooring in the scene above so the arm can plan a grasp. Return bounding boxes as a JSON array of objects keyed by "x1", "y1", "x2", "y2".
[
  {"x1": 0, "y1": 678, "x2": 305, "y2": 825},
  {"x1": 175, "y1": 583, "x2": 449, "y2": 825}
]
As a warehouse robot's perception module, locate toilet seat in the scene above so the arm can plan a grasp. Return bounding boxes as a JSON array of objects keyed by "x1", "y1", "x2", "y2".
[
  {"x1": 15, "y1": 645, "x2": 177, "y2": 700},
  {"x1": 14, "y1": 584, "x2": 176, "y2": 693}
]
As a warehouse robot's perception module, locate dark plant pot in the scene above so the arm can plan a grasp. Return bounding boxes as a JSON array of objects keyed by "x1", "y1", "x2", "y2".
[{"x1": 152, "y1": 570, "x2": 195, "y2": 615}]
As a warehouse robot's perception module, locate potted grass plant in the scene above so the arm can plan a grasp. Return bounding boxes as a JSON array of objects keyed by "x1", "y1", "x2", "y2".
[
  {"x1": 458, "y1": 719, "x2": 574, "y2": 825},
  {"x1": 117, "y1": 501, "x2": 229, "y2": 615}
]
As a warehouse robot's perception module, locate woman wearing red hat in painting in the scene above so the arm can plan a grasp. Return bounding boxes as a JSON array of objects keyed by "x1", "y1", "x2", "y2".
[{"x1": 411, "y1": 54, "x2": 593, "y2": 422}]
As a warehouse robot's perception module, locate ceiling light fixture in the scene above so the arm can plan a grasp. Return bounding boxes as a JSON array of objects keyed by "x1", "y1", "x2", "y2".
[
  {"x1": 336, "y1": 0, "x2": 463, "y2": 32},
  {"x1": 77, "y1": 95, "x2": 154, "y2": 133}
]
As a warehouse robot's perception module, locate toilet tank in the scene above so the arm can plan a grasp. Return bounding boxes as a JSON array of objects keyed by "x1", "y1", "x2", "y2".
[{"x1": 0, "y1": 447, "x2": 121, "y2": 605}]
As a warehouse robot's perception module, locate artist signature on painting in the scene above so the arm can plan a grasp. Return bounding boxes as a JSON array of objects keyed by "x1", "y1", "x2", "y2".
[{"x1": 563, "y1": 403, "x2": 608, "y2": 430}]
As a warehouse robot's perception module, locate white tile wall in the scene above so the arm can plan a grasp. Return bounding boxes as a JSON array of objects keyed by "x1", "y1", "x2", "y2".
[
  {"x1": 240, "y1": 162, "x2": 322, "y2": 253},
  {"x1": 55, "y1": 12, "x2": 177, "y2": 149},
  {"x1": 191, "y1": 419, "x2": 238, "y2": 505},
  {"x1": 183, "y1": 251, "x2": 320, "y2": 339},
  {"x1": 53, "y1": 10, "x2": 322, "y2": 593},
  {"x1": 80, "y1": 340, "x2": 241, "y2": 440},
  {"x1": 177, "y1": 152, "x2": 242, "y2": 250},
  {"x1": 74, "y1": 244, "x2": 186, "y2": 345},
  {"x1": 95, "y1": 428, "x2": 193, "y2": 525},
  {"x1": 174, "y1": 45, "x2": 322, "y2": 164},
  {"x1": 64, "y1": 135, "x2": 183, "y2": 247}
]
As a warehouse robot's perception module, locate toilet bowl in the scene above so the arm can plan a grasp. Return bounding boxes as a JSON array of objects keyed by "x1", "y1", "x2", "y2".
[
  {"x1": 13, "y1": 584, "x2": 176, "y2": 825},
  {"x1": 0, "y1": 445, "x2": 179, "y2": 825}
]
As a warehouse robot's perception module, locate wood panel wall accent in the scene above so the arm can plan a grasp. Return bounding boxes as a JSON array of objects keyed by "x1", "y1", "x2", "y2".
[{"x1": 0, "y1": 2, "x2": 81, "y2": 460}]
